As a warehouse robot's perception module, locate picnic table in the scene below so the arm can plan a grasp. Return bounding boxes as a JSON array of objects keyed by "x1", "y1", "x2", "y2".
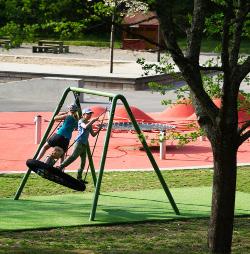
[
  {"x1": 32, "y1": 40, "x2": 69, "y2": 54},
  {"x1": 0, "y1": 38, "x2": 11, "y2": 48}
]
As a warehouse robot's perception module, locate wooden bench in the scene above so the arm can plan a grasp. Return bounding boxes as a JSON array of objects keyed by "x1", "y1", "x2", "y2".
[
  {"x1": 32, "y1": 45, "x2": 58, "y2": 54},
  {"x1": 0, "y1": 39, "x2": 11, "y2": 48},
  {"x1": 36, "y1": 40, "x2": 69, "y2": 53},
  {"x1": 38, "y1": 40, "x2": 63, "y2": 46}
]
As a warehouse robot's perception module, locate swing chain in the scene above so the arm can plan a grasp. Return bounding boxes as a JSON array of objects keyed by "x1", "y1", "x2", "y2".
[{"x1": 83, "y1": 106, "x2": 109, "y2": 182}]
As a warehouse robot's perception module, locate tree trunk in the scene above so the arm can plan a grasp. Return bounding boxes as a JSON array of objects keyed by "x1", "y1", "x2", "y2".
[{"x1": 208, "y1": 134, "x2": 238, "y2": 254}]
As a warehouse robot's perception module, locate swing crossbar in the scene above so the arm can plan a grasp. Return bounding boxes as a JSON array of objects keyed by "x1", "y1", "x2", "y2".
[{"x1": 69, "y1": 87, "x2": 116, "y2": 99}]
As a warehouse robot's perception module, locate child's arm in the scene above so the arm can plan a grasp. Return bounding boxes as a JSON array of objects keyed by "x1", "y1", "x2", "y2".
[
  {"x1": 80, "y1": 117, "x2": 99, "y2": 130},
  {"x1": 54, "y1": 112, "x2": 68, "y2": 121},
  {"x1": 90, "y1": 124, "x2": 103, "y2": 137}
]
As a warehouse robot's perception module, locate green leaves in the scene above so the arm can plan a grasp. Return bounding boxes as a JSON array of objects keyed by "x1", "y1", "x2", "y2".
[
  {"x1": 48, "y1": 21, "x2": 87, "y2": 40},
  {"x1": 0, "y1": 22, "x2": 23, "y2": 47},
  {"x1": 137, "y1": 54, "x2": 176, "y2": 76},
  {"x1": 103, "y1": 0, "x2": 148, "y2": 16}
]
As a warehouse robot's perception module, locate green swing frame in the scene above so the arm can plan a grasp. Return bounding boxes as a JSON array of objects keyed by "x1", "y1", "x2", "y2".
[{"x1": 14, "y1": 87, "x2": 180, "y2": 220}]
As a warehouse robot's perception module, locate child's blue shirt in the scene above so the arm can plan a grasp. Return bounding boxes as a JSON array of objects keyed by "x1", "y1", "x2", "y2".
[
  {"x1": 75, "y1": 119, "x2": 91, "y2": 144},
  {"x1": 57, "y1": 115, "x2": 77, "y2": 140}
]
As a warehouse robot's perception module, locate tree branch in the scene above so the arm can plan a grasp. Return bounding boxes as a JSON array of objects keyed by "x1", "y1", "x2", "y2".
[
  {"x1": 156, "y1": 0, "x2": 219, "y2": 123},
  {"x1": 238, "y1": 120, "x2": 250, "y2": 135},
  {"x1": 94, "y1": 15, "x2": 167, "y2": 50},
  {"x1": 116, "y1": 23, "x2": 166, "y2": 50},
  {"x1": 155, "y1": 0, "x2": 184, "y2": 59},
  {"x1": 199, "y1": 66, "x2": 223, "y2": 71},
  {"x1": 230, "y1": 1, "x2": 250, "y2": 68},
  {"x1": 186, "y1": 0, "x2": 207, "y2": 63},
  {"x1": 221, "y1": 1, "x2": 233, "y2": 73},
  {"x1": 238, "y1": 129, "x2": 250, "y2": 147},
  {"x1": 237, "y1": 56, "x2": 250, "y2": 84}
]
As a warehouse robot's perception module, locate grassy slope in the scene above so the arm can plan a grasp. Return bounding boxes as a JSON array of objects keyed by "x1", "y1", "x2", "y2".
[
  {"x1": 55, "y1": 35, "x2": 250, "y2": 54},
  {"x1": 0, "y1": 166, "x2": 249, "y2": 198},
  {"x1": 0, "y1": 167, "x2": 249, "y2": 253}
]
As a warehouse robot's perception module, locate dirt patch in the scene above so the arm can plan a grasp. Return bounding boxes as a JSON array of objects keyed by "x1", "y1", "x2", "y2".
[{"x1": 0, "y1": 55, "x2": 109, "y2": 67}]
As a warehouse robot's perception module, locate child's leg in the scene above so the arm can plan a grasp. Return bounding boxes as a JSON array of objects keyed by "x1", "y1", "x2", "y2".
[
  {"x1": 37, "y1": 143, "x2": 51, "y2": 160},
  {"x1": 59, "y1": 143, "x2": 83, "y2": 169},
  {"x1": 77, "y1": 145, "x2": 87, "y2": 180},
  {"x1": 60, "y1": 153, "x2": 65, "y2": 164}
]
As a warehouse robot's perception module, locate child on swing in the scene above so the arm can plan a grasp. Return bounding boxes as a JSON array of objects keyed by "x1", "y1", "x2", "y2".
[
  {"x1": 37, "y1": 103, "x2": 79, "y2": 163},
  {"x1": 58, "y1": 108, "x2": 102, "y2": 180}
]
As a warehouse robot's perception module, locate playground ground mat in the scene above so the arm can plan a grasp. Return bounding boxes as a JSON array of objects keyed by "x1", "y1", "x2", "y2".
[
  {"x1": 1, "y1": 112, "x2": 250, "y2": 173},
  {"x1": 0, "y1": 187, "x2": 249, "y2": 231}
]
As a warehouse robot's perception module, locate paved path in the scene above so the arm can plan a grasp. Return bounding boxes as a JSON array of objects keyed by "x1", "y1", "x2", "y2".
[
  {"x1": 0, "y1": 44, "x2": 161, "y2": 61},
  {"x1": 0, "y1": 44, "x2": 183, "y2": 112},
  {"x1": 0, "y1": 44, "x2": 223, "y2": 80}
]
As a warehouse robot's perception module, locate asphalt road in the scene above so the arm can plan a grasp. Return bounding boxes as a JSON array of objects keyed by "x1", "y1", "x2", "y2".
[{"x1": 0, "y1": 45, "x2": 248, "y2": 112}]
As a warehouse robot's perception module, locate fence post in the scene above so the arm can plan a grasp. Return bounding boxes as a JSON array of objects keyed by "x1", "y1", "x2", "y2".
[
  {"x1": 159, "y1": 130, "x2": 166, "y2": 160},
  {"x1": 200, "y1": 135, "x2": 206, "y2": 141},
  {"x1": 34, "y1": 115, "x2": 42, "y2": 144}
]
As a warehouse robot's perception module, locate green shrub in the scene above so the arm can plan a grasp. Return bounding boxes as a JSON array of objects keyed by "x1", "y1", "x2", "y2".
[{"x1": 0, "y1": 22, "x2": 23, "y2": 47}]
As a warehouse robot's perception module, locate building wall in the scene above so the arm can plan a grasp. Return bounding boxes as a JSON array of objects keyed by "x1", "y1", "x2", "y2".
[{"x1": 122, "y1": 25, "x2": 160, "y2": 50}]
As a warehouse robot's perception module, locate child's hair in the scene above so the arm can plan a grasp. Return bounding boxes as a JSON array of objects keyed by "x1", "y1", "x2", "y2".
[
  {"x1": 51, "y1": 146, "x2": 64, "y2": 159},
  {"x1": 68, "y1": 104, "x2": 78, "y2": 112}
]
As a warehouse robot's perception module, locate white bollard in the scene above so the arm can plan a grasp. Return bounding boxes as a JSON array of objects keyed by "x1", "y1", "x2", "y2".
[
  {"x1": 34, "y1": 115, "x2": 42, "y2": 144},
  {"x1": 159, "y1": 131, "x2": 166, "y2": 160},
  {"x1": 200, "y1": 135, "x2": 206, "y2": 141}
]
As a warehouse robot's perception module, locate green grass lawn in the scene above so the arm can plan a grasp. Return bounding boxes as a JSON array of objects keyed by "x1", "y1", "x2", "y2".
[
  {"x1": 178, "y1": 38, "x2": 250, "y2": 54},
  {"x1": 40, "y1": 33, "x2": 121, "y2": 49},
  {"x1": 40, "y1": 35, "x2": 250, "y2": 54},
  {"x1": 1, "y1": 167, "x2": 249, "y2": 198},
  {"x1": 0, "y1": 167, "x2": 249, "y2": 254}
]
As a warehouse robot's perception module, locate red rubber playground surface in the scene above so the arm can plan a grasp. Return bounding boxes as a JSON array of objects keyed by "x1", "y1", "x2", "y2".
[{"x1": 0, "y1": 111, "x2": 250, "y2": 173}]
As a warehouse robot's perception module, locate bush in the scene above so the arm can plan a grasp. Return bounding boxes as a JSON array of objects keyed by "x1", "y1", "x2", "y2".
[{"x1": 0, "y1": 22, "x2": 23, "y2": 47}]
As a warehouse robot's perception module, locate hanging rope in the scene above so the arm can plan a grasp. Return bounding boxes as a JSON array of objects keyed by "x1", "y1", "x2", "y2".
[
  {"x1": 46, "y1": 120, "x2": 62, "y2": 141},
  {"x1": 83, "y1": 106, "x2": 108, "y2": 182},
  {"x1": 66, "y1": 103, "x2": 111, "y2": 152}
]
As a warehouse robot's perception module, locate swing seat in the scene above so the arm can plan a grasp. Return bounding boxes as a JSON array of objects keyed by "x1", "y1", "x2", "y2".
[{"x1": 26, "y1": 159, "x2": 86, "y2": 191}]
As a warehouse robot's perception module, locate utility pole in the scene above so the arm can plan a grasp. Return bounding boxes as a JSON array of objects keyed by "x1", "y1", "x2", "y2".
[
  {"x1": 157, "y1": 23, "x2": 161, "y2": 62},
  {"x1": 110, "y1": 3, "x2": 116, "y2": 73}
]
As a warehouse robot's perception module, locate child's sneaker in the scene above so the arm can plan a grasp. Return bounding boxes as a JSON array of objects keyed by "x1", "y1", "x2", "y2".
[{"x1": 56, "y1": 165, "x2": 64, "y2": 172}]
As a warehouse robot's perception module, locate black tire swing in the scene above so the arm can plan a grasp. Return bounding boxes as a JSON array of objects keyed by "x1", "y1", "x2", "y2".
[
  {"x1": 26, "y1": 102, "x2": 108, "y2": 192},
  {"x1": 26, "y1": 159, "x2": 86, "y2": 191}
]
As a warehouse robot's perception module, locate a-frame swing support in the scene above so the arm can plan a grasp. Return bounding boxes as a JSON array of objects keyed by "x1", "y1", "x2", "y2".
[{"x1": 14, "y1": 87, "x2": 180, "y2": 219}]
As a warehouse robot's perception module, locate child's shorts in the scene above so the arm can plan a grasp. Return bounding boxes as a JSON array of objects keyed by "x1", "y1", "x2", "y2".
[{"x1": 47, "y1": 133, "x2": 70, "y2": 152}]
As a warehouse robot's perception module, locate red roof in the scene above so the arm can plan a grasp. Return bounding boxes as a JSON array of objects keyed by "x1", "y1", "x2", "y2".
[{"x1": 122, "y1": 11, "x2": 159, "y2": 26}]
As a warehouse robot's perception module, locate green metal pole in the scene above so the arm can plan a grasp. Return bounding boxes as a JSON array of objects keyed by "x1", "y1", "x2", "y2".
[
  {"x1": 89, "y1": 96, "x2": 117, "y2": 221},
  {"x1": 73, "y1": 91, "x2": 83, "y2": 118},
  {"x1": 69, "y1": 87, "x2": 116, "y2": 98},
  {"x1": 14, "y1": 88, "x2": 71, "y2": 200},
  {"x1": 119, "y1": 95, "x2": 180, "y2": 215},
  {"x1": 86, "y1": 143, "x2": 97, "y2": 186}
]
